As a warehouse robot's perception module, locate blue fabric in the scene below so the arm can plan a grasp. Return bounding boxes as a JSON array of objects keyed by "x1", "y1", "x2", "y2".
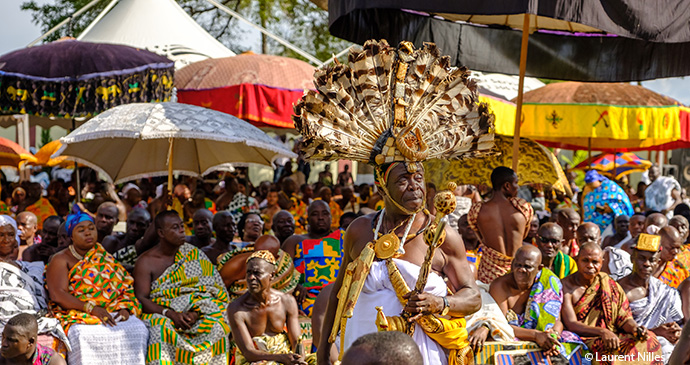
[
  {"x1": 583, "y1": 177, "x2": 634, "y2": 232},
  {"x1": 65, "y1": 212, "x2": 94, "y2": 237},
  {"x1": 584, "y1": 170, "x2": 604, "y2": 183}
]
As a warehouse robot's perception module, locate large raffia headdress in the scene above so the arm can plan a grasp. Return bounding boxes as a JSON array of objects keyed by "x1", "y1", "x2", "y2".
[{"x1": 294, "y1": 40, "x2": 495, "y2": 211}]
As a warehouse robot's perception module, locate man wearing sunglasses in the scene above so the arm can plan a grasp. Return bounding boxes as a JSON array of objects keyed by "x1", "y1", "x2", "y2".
[{"x1": 535, "y1": 223, "x2": 578, "y2": 279}]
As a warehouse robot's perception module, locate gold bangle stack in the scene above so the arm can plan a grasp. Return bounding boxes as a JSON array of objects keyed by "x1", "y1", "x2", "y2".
[{"x1": 84, "y1": 302, "x2": 95, "y2": 314}]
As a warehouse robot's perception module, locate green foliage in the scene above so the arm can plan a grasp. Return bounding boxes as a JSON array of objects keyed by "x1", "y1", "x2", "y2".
[
  {"x1": 40, "y1": 129, "x2": 52, "y2": 148},
  {"x1": 21, "y1": 0, "x2": 351, "y2": 64},
  {"x1": 559, "y1": 150, "x2": 590, "y2": 188}
]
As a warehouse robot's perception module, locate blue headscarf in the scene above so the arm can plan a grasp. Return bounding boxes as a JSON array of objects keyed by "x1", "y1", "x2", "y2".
[
  {"x1": 65, "y1": 211, "x2": 94, "y2": 237},
  {"x1": 584, "y1": 170, "x2": 605, "y2": 184}
]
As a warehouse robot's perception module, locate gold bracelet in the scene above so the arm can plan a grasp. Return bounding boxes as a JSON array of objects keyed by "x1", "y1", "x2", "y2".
[{"x1": 84, "y1": 302, "x2": 95, "y2": 314}]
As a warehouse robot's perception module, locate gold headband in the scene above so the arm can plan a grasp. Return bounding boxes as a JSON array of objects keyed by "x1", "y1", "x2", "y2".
[
  {"x1": 247, "y1": 250, "x2": 277, "y2": 265},
  {"x1": 636, "y1": 234, "x2": 661, "y2": 252}
]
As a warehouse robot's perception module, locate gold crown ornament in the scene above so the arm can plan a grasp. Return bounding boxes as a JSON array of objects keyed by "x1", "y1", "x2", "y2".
[
  {"x1": 246, "y1": 250, "x2": 277, "y2": 265},
  {"x1": 635, "y1": 234, "x2": 661, "y2": 252}
]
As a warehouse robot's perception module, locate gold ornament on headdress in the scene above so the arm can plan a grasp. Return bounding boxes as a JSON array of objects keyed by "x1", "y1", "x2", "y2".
[
  {"x1": 247, "y1": 250, "x2": 277, "y2": 265},
  {"x1": 636, "y1": 234, "x2": 661, "y2": 252}
]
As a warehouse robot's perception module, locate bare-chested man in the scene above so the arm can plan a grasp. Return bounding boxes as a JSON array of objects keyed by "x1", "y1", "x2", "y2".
[
  {"x1": 602, "y1": 215, "x2": 630, "y2": 249},
  {"x1": 0, "y1": 313, "x2": 66, "y2": 365},
  {"x1": 556, "y1": 208, "x2": 580, "y2": 257},
  {"x1": 227, "y1": 250, "x2": 307, "y2": 365},
  {"x1": 653, "y1": 226, "x2": 688, "y2": 288},
  {"x1": 561, "y1": 243, "x2": 662, "y2": 362},
  {"x1": 95, "y1": 202, "x2": 119, "y2": 243},
  {"x1": 134, "y1": 211, "x2": 230, "y2": 364},
  {"x1": 468, "y1": 166, "x2": 534, "y2": 284},
  {"x1": 102, "y1": 208, "x2": 151, "y2": 271},
  {"x1": 481, "y1": 245, "x2": 561, "y2": 356},
  {"x1": 619, "y1": 236, "x2": 683, "y2": 363},
  {"x1": 201, "y1": 211, "x2": 237, "y2": 265},
  {"x1": 272, "y1": 210, "x2": 296, "y2": 245},
  {"x1": 318, "y1": 163, "x2": 480, "y2": 365},
  {"x1": 185, "y1": 209, "x2": 215, "y2": 249}
]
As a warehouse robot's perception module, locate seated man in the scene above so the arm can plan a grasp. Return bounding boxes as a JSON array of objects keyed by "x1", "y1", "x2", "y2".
[
  {"x1": 654, "y1": 226, "x2": 690, "y2": 288},
  {"x1": 556, "y1": 208, "x2": 581, "y2": 257},
  {"x1": 561, "y1": 242, "x2": 663, "y2": 364},
  {"x1": 94, "y1": 202, "x2": 120, "y2": 243},
  {"x1": 535, "y1": 222, "x2": 577, "y2": 279},
  {"x1": 341, "y1": 331, "x2": 423, "y2": 365},
  {"x1": 228, "y1": 250, "x2": 311, "y2": 365},
  {"x1": 272, "y1": 210, "x2": 295, "y2": 245},
  {"x1": 102, "y1": 208, "x2": 151, "y2": 272},
  {"x1": 283, "y1": 200, "x2": 343, "y2": 316},
  {"x1": 458, "y1": 214, "x2": 481, "y2": 275},
  {"x1": 46, "y1": 211, "x2": 147, "y2": 364},
  {"x1": 619, "y1": 234, "x2": 683, "y2": 363},
  {"x1": 0, "y1": 216, "x2": 69, "y2": 350},
  {"x1": 186, "y1": 209, "x2": 215, "y2": 249},
  {"x1": 22, "y1": 216, "x2": 63, "y2": 264},
  {"x1": 602, "y1": 215, "x2": 631, "y2": 249},
  {"x1": 134, "y1": 210, "x2": 230, "y2": 365},
  {"x1": 201, "y1": 211, "x2": 237, "y2": 265},
  {"x1": 471, "y1": 245, "x2": 584, "y2": 362},
  {"x1": 576, "y1": 222, "x2": 601, "y2": 246},
  {"x1": 0, "y1": 313, "x2": 66, "y2": 365},
  {"x1": 218, "y1": 235, "x2": 299, "y2": 302}
]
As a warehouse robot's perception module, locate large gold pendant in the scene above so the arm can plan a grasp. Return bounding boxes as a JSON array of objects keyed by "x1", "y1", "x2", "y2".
[{"x1": 374, "y1": 233, "x2": 401, "y2": 259}]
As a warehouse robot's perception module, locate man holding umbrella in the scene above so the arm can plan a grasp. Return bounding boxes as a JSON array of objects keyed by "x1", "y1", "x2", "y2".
[{"x1": 582, "y1": 170, "x2": 634, "y2": 234}]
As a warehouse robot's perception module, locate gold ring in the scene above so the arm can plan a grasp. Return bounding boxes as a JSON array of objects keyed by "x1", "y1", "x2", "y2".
[{"x1": 102, "y1": 317, "x2": 108, "y2": 321}]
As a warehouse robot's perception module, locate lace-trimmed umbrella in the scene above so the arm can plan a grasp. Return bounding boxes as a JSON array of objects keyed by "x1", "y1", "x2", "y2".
[
  {"x1": 175, "y1": 54, "x2": 315, "y2": 129},
  {"x1": 56, "y1": 102, "x2": 296, "y2": 191}
]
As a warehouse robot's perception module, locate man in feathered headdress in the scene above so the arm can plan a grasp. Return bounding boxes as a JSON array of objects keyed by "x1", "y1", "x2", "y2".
[{"x1": 294, "y1": 40, "x2": 495, "y2": 365}]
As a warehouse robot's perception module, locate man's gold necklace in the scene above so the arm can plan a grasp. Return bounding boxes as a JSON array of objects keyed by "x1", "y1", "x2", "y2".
[{"x1": 68, "y1": 245, "x2": 84, "y2": 260}]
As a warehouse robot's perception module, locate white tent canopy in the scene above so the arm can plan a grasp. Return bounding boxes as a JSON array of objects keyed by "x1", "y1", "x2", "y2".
[{"x1": 78, "y1": 0, "x2": 235, "y2": 69}]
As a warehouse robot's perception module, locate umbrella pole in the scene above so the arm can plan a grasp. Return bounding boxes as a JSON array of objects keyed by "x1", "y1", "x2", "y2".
[
  {"x1": 512, "y1": 13, "x2": 531, "y2": 172},
  {"x1": 588, "y1": 138, "x2": 592, "y2": 167},
  {"x1": 167, "y1": 138, "x2": 174, "y2": 208},
  {"x1": 72, "y1": 119, "x2": 81, "y2": 203}
]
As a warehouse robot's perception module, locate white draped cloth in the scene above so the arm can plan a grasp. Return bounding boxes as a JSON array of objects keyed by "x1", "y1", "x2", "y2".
[
  {"x1": 67, "y1": 316, "x2": 148, "y2": 365},
  {"x1": 0, "y1": 261, "x2": 70, "y2": 349},
  {"x1": 343, "y1": 259, "x2": 449, "y2": 365},
  {"x1": 464, "y1": 281, "x2": 514, "y2": 341},
  {"x1": 629, "y1": 277, "x2": 683, "y2": 364}
]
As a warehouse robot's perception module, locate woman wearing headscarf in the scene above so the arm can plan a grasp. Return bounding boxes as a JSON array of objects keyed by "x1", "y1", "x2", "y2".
[
  {"x1": 45, "y1": 211, "x2": 148, "y2": 364},
  {"x1": 583, "y1": 170, "x2": 635, "y2": 234}
]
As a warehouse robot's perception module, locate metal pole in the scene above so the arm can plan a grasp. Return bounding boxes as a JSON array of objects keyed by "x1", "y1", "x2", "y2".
[
  {"x1": 76, "y1": 0, "x2": 120, "y2": 39},
  {"x1": 512, "y1": 13, "x2": 531, "y2": 172},
  {"x1": 72, "y1": 119, "x2": 81, "y2": 202},
  {"x1": 206, "y1": 0, "x2": 323, "y2": 65},
  {"x1": 318, "y1": 47, "x2": 352, "y2": 68},
  {"x1": 27, "y1": 0, "x2": 104, "y2": 46}
]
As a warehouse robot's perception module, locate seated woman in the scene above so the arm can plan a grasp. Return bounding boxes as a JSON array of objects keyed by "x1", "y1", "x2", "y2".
[
  {"x1": 0, "y1": 216, "x2": 69, "y2": 351},
  {"x1": 45, "y1": 211, "x2": 148, "y2": 365}
]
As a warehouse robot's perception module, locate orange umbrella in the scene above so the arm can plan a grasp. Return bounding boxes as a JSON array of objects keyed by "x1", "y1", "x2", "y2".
[{"x1": 0, "y1": 137, "x2": 36, "y2": 167}]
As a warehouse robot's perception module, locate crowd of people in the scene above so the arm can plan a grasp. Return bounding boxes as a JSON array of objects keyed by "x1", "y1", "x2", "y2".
[{"x1": 0, "y1": 158, "x2": 688, "y2": 365}]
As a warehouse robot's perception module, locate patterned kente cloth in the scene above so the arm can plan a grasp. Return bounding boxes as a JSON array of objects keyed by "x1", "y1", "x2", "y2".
[
  {"x1": 645, "y1": 176, "x2": 681, "y2": 212},
  {"x1": 142, "y1": 243, "x2": 230, "y2": 365},
  {"x1": 469, "y1": 197, "x2": 533, "y2": 284},
  {"x1": 658, "y1": 258, "x2": 690, "y2": 288},
  {"x1": 25, "y1": 197, "x2": 57, "y2": 230},
  {"x1": 506, "y1": 268, "x2": 586, "y2": 362},
  {"x1": 476, "y1": 244, "x2": 512, "y2": 285},
  {"x1": 112, "y1": 244, "x2": 138, "y2": 268},
  {"x1": 33, "y1": 343, "x2": 57, "y2": 365},
  {"x1": 217, "y1": 246, "x2": 300, "y2": 302},
  {"x1": 552, "y1": 251, "x2": 578, "y2": 279},
  {"x1": 629, "y1": 277, "x2": 683, "y2": 363},
  {"x1": 583, "y1": 177, "x2": 634, "y2": 234},
  {"x1": 564, "y1": 238, "x2": 580, "y2": 258},
  {"x1": 49, "y1": 243, "x2": 141, "y2": 333},
  {"x1": 574, "y1": 272, "x2": 662, "y2": 365},
  {"x1": 287, "y1": 193, "x2": 307, "y2": 234},
  {"x1": 0, "y1": 261, "x2": 69, "y2": 349},
  {"x1": 294, "y1": 229, "x2": 344, "y2": 316},
  {"x1": 233, "y1": 332, "x2": 316, "y2": 365}
]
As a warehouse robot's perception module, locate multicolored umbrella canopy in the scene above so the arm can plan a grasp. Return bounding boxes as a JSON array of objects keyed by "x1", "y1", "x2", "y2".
[
  {"x1": 423, "y1": 135, "x2": 571, "y2": 195},
  {"x1": 572, "y1": 152, "x2": 652, "y2": 179},
  {"x1": 0, "y1": 137, "x2": 36, "y2": 167},
  {"x1": 175, "y1": 54, "x2": 315, "y2": 129},
  {"x1": 0, "y1": 39, "x2": 175, "y2": 118},
  {"x1": 502, "y1": 82, "x2": 683, "y2": 151}
]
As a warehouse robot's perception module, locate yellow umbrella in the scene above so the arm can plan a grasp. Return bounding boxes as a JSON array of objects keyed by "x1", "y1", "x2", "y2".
[
  {"x1": 0, "y1": 137, "x2": 37, "y2": 167},
  {"x1": 423, "y1": 135, "x2": 571, "y2": 195},
  {"x1": 500, "y1": 82, "x2": 682, "y2": 151},
  {"x1": 30, "y1": 140, "x2": 79, "y2": 168},
  {"x1": 478, "y1": 94, "x2": 515, "y2": 133}
]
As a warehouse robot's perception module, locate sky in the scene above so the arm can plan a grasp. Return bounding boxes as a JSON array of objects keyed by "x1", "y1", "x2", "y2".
[{"x1": 1, "y1": 0, "x2": 689, "y2": 106}]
